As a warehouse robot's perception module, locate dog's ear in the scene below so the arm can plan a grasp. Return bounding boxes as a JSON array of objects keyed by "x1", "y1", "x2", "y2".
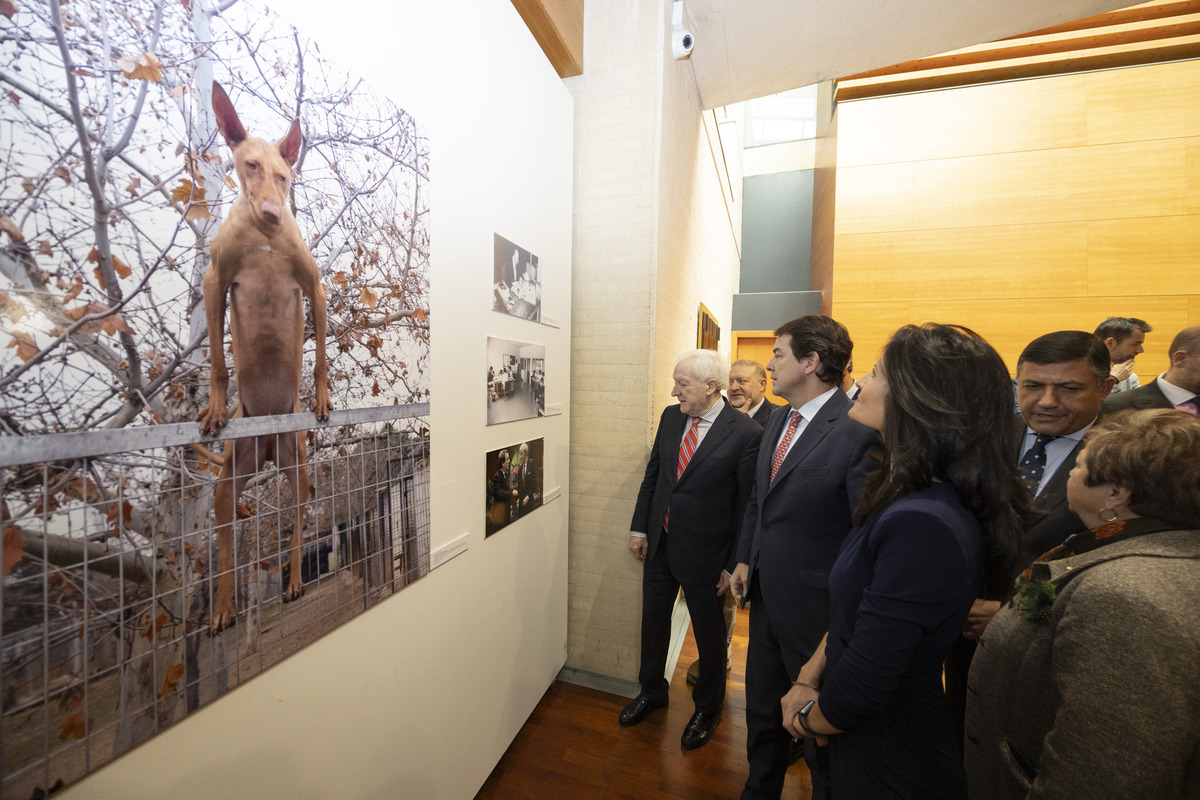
[
  {"x1": 277, "y1": 119, "x2": 302, "y2": 168},
  {"x1": 211, "y1": 82, "x2": 247, "y2": 146}
]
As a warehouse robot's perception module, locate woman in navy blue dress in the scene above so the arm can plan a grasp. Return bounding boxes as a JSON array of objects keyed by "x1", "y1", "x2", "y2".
[{"x1": 780, "y1": 323, "x2": 1027, "y2": 799}]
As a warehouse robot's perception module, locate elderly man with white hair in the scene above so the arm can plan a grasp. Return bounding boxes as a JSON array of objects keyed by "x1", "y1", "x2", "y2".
[{"x1": 621, "y1": 349, "x2": 762, "y2": 750}]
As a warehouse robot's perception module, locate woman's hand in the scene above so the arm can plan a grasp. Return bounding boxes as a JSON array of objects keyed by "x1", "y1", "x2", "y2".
[{"x1": 781, "y1": 683, "x2": 827, "y2": 745}]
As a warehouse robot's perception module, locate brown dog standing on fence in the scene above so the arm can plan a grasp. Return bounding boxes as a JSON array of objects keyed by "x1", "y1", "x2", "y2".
[{"x1": 199, "y1": 82, "x2": 331, "y2": 633}]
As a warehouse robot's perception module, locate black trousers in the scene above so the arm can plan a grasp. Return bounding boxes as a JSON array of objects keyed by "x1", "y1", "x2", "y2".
[
  {"x1": 638, "y1": 533, "x2": 728, "y2": 714},
  {"x1": 741, "y1": 577, "x2": 832, "y2": 800}
]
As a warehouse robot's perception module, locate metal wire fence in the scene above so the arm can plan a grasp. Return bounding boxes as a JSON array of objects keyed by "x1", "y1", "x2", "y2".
[{"x1": 0, "y1": 404, "x2": 430, "y2": 798}]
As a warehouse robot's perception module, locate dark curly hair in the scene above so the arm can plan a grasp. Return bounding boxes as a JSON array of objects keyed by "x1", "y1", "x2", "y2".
[{"x1": 854, "y1": 323, "x2": 1027, "y2": 597}]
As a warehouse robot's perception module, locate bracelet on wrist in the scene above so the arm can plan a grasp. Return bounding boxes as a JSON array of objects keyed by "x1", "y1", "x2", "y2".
[{"x1": 792, "y1": 679, "x2": 819, "y2": 690}]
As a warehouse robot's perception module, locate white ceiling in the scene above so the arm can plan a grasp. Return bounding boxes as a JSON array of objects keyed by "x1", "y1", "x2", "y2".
[{"x1": 684, "y1": 0, "x2": 1141, "y2": 108}]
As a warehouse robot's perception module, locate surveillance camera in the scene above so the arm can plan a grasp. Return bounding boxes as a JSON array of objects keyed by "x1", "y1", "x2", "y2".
[{"x1": 672, "y1": 30, "x2": 694, "y2": 60}]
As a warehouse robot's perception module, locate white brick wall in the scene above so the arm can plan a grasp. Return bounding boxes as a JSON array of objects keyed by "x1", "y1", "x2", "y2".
[{"x1": 566, "y1": 0, "x2": 741, "y2": 681}]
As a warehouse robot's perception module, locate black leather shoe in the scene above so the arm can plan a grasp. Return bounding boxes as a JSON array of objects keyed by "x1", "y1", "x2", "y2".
[
  {"x1": 619, "y1": 692, "x2": 668, "y2": 727},
  {"x1": 680, "y1": 709, "x2": 722, "y2": 750}
]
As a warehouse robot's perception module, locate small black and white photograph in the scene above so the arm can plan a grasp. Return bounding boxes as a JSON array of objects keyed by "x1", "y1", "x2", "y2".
[
  {"x1": 487, "y1": 337, "x2": 546, "y2": 425},
  {"x1": 493, "y1": 233, "x2": 541, "y2": 321},
  {"x1": 486, "y1": 438, "x2": 544, "y2": 536}
]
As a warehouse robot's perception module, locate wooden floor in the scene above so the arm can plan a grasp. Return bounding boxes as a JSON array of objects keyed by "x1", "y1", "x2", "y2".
[{"x1": 476, "y1": 608, "x2": 814, "y2": 799}]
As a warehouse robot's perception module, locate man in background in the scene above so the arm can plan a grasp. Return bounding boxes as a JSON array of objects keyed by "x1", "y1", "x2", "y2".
[
  {"x1": 1094, "y1": 316, "x2": 1152, "y2": 394},
  {"x1": 727, "y1": 358, "x2": 780, "y2": 426},
  {"x1": 1104, "y1": 325, "x2": 1200, "y2": 414}
]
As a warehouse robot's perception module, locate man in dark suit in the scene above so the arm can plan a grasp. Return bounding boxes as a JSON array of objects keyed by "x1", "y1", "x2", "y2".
[
  {"x1": 514, "y1": 441, "x2": 539, "y2": 516},
  {"x1": 685, "y1": 357, "x2": 778, "y2": 688},
  {"x1": 1103, "y1": 325, "x2": 1200, "y2": 415},
  {"x1": 623, "y1": 349, "x2": 762, "y2": 750},
  {"x1": 728, "y1": 358, "x2": 781, "y2": 426},
  {"x1": 729, "y1": 316, "x2": 877, "y2": 800},
  {"x1": 946, "y1": 330, "x2": 1114, "y2": 742}
]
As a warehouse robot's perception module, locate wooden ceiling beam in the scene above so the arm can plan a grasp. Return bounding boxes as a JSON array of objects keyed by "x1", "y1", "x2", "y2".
[
  {"x1": 995, "y1": 0, "x2": 1200, "y2": 40},
  {"x1": 836, "y1": 39, "x2": 1200, "y2": 101},
  {"x1": 510, "y1": 0, "x2": 585, "y2": 79},
  {"x1": 842, "y1": 16, "x2": 1200, "y2": 80}
]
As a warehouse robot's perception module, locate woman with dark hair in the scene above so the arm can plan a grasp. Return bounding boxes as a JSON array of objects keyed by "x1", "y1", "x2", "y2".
[
  {"x1": 966, "y1": 409, "x2": 1200, "y2": 800},
  {"x1": 780, "y1": 323, "x2": 1026, "y2": 799}
]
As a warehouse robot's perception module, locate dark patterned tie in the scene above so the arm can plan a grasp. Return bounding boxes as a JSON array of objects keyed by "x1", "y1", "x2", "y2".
[
  {"x1": 1019, "y1": 434, "x2": 1057, "y2": 496},
  {"x1": 1177, "y1": 397, "x2": 1199, "y2": 415},
  {"x1": 770, "y1": 410, "x2": 801, "y2": 484},
  {"x1": 664, "y1": 416, "x2": 701, "y2": 531}
]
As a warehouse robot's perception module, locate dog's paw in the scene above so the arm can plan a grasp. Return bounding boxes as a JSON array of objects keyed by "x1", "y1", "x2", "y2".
[
  {"x1": 209, "y1": 602, "x2": 237, "y2": 635},
  {"x1": 197, "y1": 404, "x2": 228, "y2": 436},
  {"x1": 312, "y1": 394, "x2": 331, "y2": 423},
  {"x1": 282, "y1": 577, "x2": 305, "y2": 604}
]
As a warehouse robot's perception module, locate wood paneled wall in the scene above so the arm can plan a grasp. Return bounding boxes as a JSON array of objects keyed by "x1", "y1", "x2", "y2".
[{"x1": 831, "y1": 58, "x2": 1200, "y2": 376}]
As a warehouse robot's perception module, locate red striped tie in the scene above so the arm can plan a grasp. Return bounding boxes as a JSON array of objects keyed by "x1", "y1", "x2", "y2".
[
  {"x1": 770, "y1": 410, "x2": 801, "y2": 484},
  {"x1": 664, "y1": 416, "x2": 701, "y2": 532},
  {"x1": 677, "y1": 416, "x2": 701, "y2": 478}
]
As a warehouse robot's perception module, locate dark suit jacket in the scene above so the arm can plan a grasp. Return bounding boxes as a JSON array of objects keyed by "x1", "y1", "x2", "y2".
[
  {"x1": 1102, "y1": 379, "x2": 1174, "y2": 413},
  {"x1": 631, "y1": 399, "x2": 761, "y2": 583},
  {"x1": 736, "y1": 389, "x2": 877, "y2": 667},
  {"x1": 751, "y1": 397, "x2": 781, "y2": 427},
  {"x1": 1013, "y1": 422, "x2": 1087, "y2": 559}
]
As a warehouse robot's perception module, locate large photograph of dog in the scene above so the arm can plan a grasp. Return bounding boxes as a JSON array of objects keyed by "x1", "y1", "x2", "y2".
[
  {"x1": 0, "y1": 1, "x2": 431, "y2": 796},
  {"x1": 485, "y1": 438, "x2": 544, "y2": 537}
]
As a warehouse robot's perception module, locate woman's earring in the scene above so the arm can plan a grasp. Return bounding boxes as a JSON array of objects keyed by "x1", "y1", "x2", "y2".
[{"x1": 1098, "y1": 506, "x2": 1118, "y2": 523}]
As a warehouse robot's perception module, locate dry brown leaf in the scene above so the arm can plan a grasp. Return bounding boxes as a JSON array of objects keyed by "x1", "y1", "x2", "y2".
[
  {"x1": 184, "y1": 203, "x2": 212, "y2": 221},
  {"x1": 6, "y1": 331, "x2": 37, "y2": 362},
  {"x1": 170, "y1": 178, "x2": 199, "y2": 204},
  {"x1": 0, "y1": 290, "x2": 25, "y2": 324},
  {"x1": 412, "y1": 308, "x2": 428, "y2": 322},
  {"x1": 118, "y1": 51, "x2": 163, "y2": 83},
  {"x1": 0, "y1": 0, "x2": 16, "y2": 22},
  {"x1": 159, "y1": 663, "x2": 185, "y2": 698},
  {"x1": 52, "y1": 166, "x2": 71, "y2": 184},
  {"x1": 125, "y1": 176, "x2": 142, "y2": 198},
  {"x1": 358, "y1": 287, "x2": 377, "y2": 309},
  {"x1": 62, "y1": 274, "x2": 83, "y2": 303},
  {"x1": 20, "y1": 178, "x2": 34, "y2": 196},
  {"x1": 58, "y1": 712, "x2": 88, "y2": 741},
  {"x1": 37, "y1": 239, "x2": 53, "y2": 256}
]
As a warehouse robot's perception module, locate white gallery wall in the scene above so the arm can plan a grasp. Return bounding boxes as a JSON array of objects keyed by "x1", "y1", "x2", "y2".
[{"x1": 60, "y1": 1, "x2": 573, "y2": 798}]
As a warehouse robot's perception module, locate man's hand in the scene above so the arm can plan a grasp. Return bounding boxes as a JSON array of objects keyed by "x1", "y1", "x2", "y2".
[
  {"x1": 628, "y1": 535, "x2": 648, "y2": 562},
  {"x1": 1112, "y1": 358, "x2": 1136, "y2": 382},
  {"x1": 716, "y1": 570, "x2": 731, "y2": 597},
  {"x1": 962, "y1": 598, "x2": 1001, "y2": 639},
  {"x1": 730, "y1": 562, "x2": 750, "y2": 606}
]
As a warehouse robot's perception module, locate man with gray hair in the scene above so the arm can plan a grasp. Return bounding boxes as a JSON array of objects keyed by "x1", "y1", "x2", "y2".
[
  {"x1": 622, "y1": 349, "x2": 762, "y2": 750},
  {"x1": 727, "y1": 358, "x2": 780, "y2": 425}
]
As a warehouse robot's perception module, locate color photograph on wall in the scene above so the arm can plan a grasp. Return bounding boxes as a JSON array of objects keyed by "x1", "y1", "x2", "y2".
[
  {"x1": 0, "y1": 1, "x2": 431, "y2": 795},
  {"x1": 485, "y1": 438, "x2": 544, "y2": 536},
  {"x1": 486, "y1": 337, "x2": 546, "y2": 425},
  {"x1": 492, "y1": 233, "x2": 541, "y2": 322}
]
